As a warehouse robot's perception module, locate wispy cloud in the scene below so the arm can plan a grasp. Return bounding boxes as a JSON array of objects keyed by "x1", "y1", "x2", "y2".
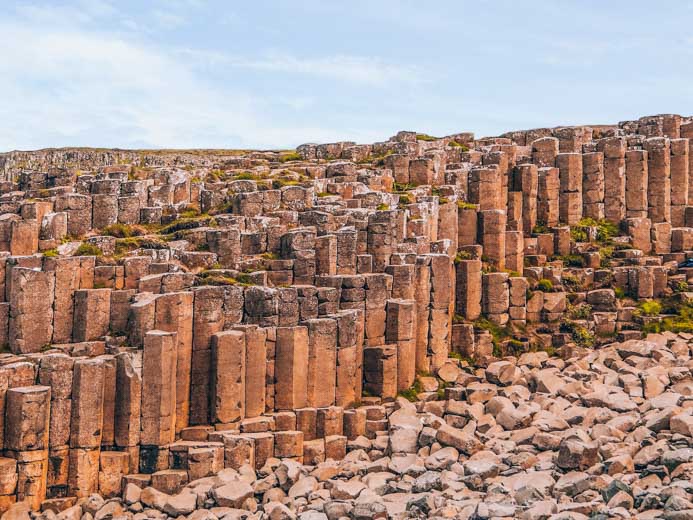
[
  {"x1": 0, "y1": 1, "x2": 395, "y2": 150},
  {"x1": 225, "y1": 53, "x2": 424, "y2": 87},
  {"x1": 177, "y1": 49, "x2": 425, "y2": 88}
]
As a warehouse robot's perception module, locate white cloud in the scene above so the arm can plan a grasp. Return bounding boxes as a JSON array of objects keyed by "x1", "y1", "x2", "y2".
[
  {"x1": 176, "y1": 49, "x2": 424, "y2": 88},
  {"x1": 0, "y1": 3, "x2": 395, "y2": 150},
  {"x1": 225, "y1": 52, "x2": 424, "y2": 88}
]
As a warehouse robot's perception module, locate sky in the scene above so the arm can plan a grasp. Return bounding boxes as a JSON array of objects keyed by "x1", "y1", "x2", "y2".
[{"x1": 1, "y1": 0, "x2": 692, "y2": 151}]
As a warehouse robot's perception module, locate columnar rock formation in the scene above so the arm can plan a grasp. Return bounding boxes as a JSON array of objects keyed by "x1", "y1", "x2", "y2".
[{"x1": 0, "y1": 113, "x2": 692, "y2": 518}]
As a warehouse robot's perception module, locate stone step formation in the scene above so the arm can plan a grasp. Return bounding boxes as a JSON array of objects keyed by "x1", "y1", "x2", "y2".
[{"x1": 0, "y1": 113, "x2": 692, "y2": 519}]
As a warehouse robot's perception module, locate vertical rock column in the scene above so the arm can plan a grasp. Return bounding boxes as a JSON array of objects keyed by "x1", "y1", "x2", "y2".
[
  {"x1": 532, "y1": 137, "x2": 559, "y2": 167},
  {"x1": 69, "y1": 358, "x2": 105, "y2": 497},
  {"x1": 625, "y1": 150, "x2": 649, "y2": 218},
  {"x1": 482, "y1": 272, "x2": 510, "y2": 325},
  {"x1": 114, "y1": 352, "x2": 141, "y2": 477},
  {"x1": 154, "y1": 291, "x2": 193, "y2": 433},
  {"x1": 5, "y1": 386, "x2": 51, "y2": 510},
  {"x1": 8, "y1": 268, "x2": 55, "y2": 354},
  {"x1": 363, "y1": 345, "x2": 397, "y2": 400},
  {"x1": 336, "y1": 227, "x2": 358, "y2": 275},
  {"x1": 428, "y1": 254, "x2": 452, "y2": 370},
  {"x1": 437, "y1": 200, "x2": 459, "y2": 256},
  {"x1": 334, "y1": 309, "x2": 363, "y2": 408},
  {"x1": 537, "y1": 167, "x2": 560, "y2": 228},
  {"x1": 54, "y1": 194, "x2": 92, "y2": 238},
  {"x1": 514, "y1": 164, "x2": 537, "y2": 236},
  {"x1": 509, "y1": 277, "x2": 528, "y2": 325},
  {"x1": 140, "y1": 331, "x2": 177, "y2": 474},
  {"x1": 274, "y1": 326, "x2": 309, "y2": 411},
  {"x1": 414, "y1": 257, "x2": 431, "y2": 373},
  {"x1": 599, "y1": 138, "x2": 627, "y2": 224},
  {"x1": 190, "y1": 287, "x2": 224, "y2": 425},
  {"x1": 315, "y1": 234, "x2": 338, "y2": 276},
  {"x1": 281, "y1": 228, "x2": 317, "y2": 285},
  {"x1": 38, "y1": 354, "x2": 74, "y2": 498},
  {"x1": 468, "y1": 166, "x2": 502, "y2": 210},
  {"x1": 557, "y1": 152, "x2": 583, "y2": 225},
  {"x1": 670, "y1": 139, "x2": 689, "y2": 226},
  {"x1": 210, "y1": 330, "x2": 246, "y2": 425},
  {"x1": 233, "y1": 324, "x2": 267, "y2": 419},
  {"x1": 305, "y1": 318, "x2": 337, "y2": 408},
  {"x1": 455, "y1": 259, "x2": 482, "y2": 321},
  {"x1": 44, "y1": 257, "x2": 94, "y2": 344},
  {"x1": 582, "y1": 152, "x2": 605, "y2": 220},
  {"x1": 681, "y1": 123, "x2": 693, "y2": 200},
  {"x1": 367, "y1": 211, "x2": 397, "y2": 272},
  {"x1": 478, "y1": 210, "x2": 506, "y2": 270},
  {"x1": 457, "y1": 205, "x2": 478, "y2": 247},
  {"x1": 386, "y1": 299, "x2": 416, "y2": 392},
  {"x1": 645, "y1": 137, "x2": 672, "y2": 223},
  {"x1": 72, "y1": 288, "x2": 111, "y2": 342},
  {"x1": 484, "y1": 151, "x2": 510, "y2": 208},
  {"x1": 363, "y1": 273, "x2": 392, "y2": 347}
]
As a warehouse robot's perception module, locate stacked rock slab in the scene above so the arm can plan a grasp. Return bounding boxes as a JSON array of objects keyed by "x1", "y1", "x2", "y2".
[{"x1": 0, "y1": 113, "x2": 691, "y2": 513}]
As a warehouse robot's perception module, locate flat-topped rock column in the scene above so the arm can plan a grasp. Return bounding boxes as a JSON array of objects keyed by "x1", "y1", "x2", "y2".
[
  {"x1": 5, "y1": 386, "x2": 51, "y2": 510},
  {"x1": 598, "y1": 138, "x2": 627, "y2": 223},
  {"x1": 670, "y1": 138, "x2": 689, "y2": 226},
  {"x1": 645, "y1": 137, "x2": 672, "y2": 223},
  {"x1": 625, "y1": 149, "x2": 648, "y2": 218},
  {"x1": 386, "y1": 299, "x2": 416, "y2": 392},
  {"x1": 8, "y1": 267, "x2": 55, "y2": 354},
  {"x1": 557, "y1": 152, "x2": 583, "y2": 225},
  {"x1": 211, "y1": 330, "x2": 245, "y2": 425},
  {"x1": 582, "y1": 152, "x2": 604, "y2": 220},
  {"x1": 274, "y1": 326, "x2": 309, "y2": 411}
]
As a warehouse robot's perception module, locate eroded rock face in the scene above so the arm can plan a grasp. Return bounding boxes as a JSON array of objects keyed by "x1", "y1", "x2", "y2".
[
  {"x1": 5, "y1": 331, "x2": 691, "y2": 519},
  {"x1": 1, "y1": 114, "x2": 693, "y2": 516}
]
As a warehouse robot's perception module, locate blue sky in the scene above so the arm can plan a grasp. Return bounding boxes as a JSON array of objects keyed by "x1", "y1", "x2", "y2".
[{"x1": 1, "y1": 0, "x2": 692, "y2": 151}]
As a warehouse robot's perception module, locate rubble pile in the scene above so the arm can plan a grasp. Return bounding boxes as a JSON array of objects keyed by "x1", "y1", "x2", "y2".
[
  {"x1": 0, "y1": 113, "x2": 692, "y2": 518},
  {"x1": 5, "y1": 332, "x2": 693, "y2": 520}
]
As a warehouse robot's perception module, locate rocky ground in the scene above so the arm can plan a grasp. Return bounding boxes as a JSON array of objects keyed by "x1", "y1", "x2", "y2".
[{"x1": 4, "y1": 331, "x2": 693, "y2": 520}]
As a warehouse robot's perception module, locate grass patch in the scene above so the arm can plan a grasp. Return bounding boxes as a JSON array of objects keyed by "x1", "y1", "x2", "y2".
[
  {"x1": 371, "y1": 151, "x2": 394, "y2": 167},
  {"x1": 114, "y1": 237, "x2": 167, "y2": 257},
  {"x1": 454, "y1": 250, "x2": 473, "y2": 263},
  {"x1": 560, "y1": 254, "x2": 586, "y2": 268},
  {"x1": 457, "y1": 201, "x2": 477, "y2": 210},
  {"x1": 561, "y1": 320, "x2": 595, "y2": 347},
  {"x1": 571, "y1": 217, "x2": 619, "y2": 244},
  {"x1": 532, "y1": 223, "x2": 551, "y2": 235},
  {"x1": 233, "y1": 171, "x2": 262, "y2": 181},
  {"x1": 398, "y1": 378, "x2": 424, "y2": 402},
  {"x1": 159, "y1": 216, "x2": 216, "y2": 235},
  {"x1": 416, "y1": 133, "x2": 438, "y2": 142},
  {"x1": 101, "y1": 223, "x2": 146, "y2": 238},
  {"x1": 566, "y1": 303, "x2": 592, "y2": 320},
  {"x1": 272, "y1": 178, "x2": 301, "y2": 189},
  {"x1": 376, "y1": 203, "x2": 390, "y2": 211},
  {"x1": 637, "y1": 300, "x2": 662, "y2": 317},
  {"x1": 393, "y1": 182, "x2": 415, "y2": 192},
  {"x1": 537, "y1": 279, "x2": 554, "y2": 292},
  {"x1": 674, "y1": 280, "x2": 689, "y2": 293},
  {"x1": 196, "y1": 271, "x2": 257, "y2": 287},
  {"x1": 42, "y1": 249, "x2": 59, "y2": 258},
  {"x1": 278, "y1": 152, "x2": 303, "y2": 162},
  {"x1": 397, "y1": 193, "x2": 413, "y2": 207},
  {"x1": 474, "y1": 317, "x2": 512, "y2": 353},
  {"x1": 448, "y1": 141, "x2": 470, "y2": 151},
  {"x1": 73, "y1": 243, "x2": 102, "y2": 257}
]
